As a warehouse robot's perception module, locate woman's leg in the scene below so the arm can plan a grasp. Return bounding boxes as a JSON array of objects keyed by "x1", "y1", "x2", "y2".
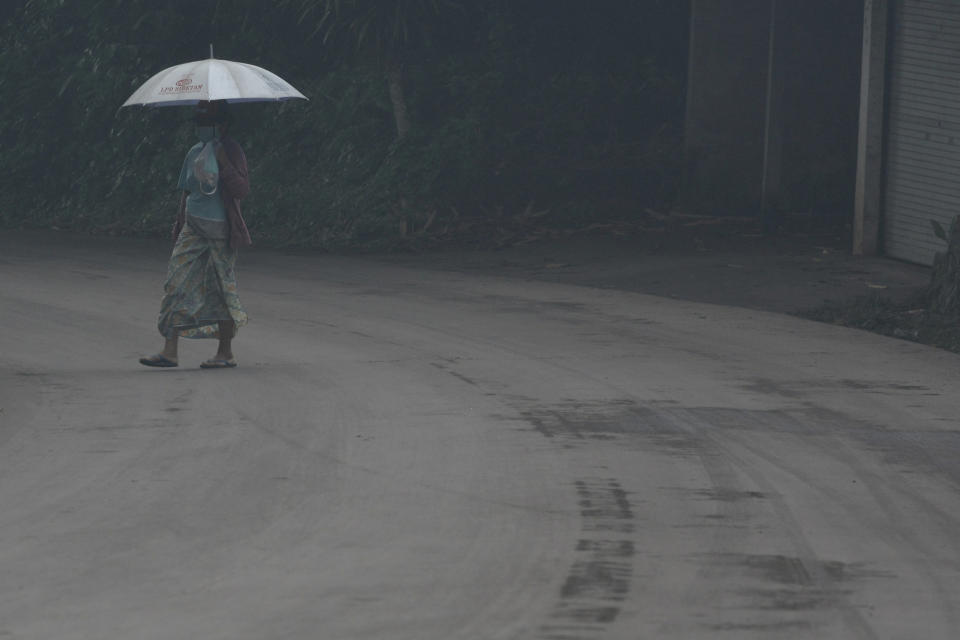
[
  {"x1": 140, "y1": 333, "x2": 179, "y2": 367},
  {"x1": 214, "y1": 319, "x2": 235, "y2": 361},
  {"x1": 161, "y1": 335, "x2": 179, "y2": 362}
]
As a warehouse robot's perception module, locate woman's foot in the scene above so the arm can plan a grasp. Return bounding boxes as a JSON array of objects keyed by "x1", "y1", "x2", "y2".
[
  {"x1": 200, "y1": 356, "x2": 237, "y2": 369},
  {"x1": 139, "y1": 354, "x2": 178, "y2": 367},
  {"x1": 140, "y1": 337, "x2": 180, "y2": 368}
]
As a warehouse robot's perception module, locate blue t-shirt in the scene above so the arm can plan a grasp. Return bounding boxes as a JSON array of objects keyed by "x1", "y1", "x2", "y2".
[{"x1": 178, "y1": 142, "x2": 228, "y2": 237}]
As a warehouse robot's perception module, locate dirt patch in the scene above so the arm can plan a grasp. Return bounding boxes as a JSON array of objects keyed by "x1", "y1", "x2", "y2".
[
  {"x1": 377, "y1": 217, "x2": 930, "y2": 316},
  {"x1": 373, "y1": 215, "x2": 960, "y2": 351},
  {"x1": 800, "y1": 294, "x2": 960, "y2": 353}
]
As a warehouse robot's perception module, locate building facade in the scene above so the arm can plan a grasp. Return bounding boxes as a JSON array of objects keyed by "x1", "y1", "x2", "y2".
[
  {"x1": 858, "y1": 0, "x2": 960, "y2": 265},
  {"x1": 685, "y1": 0, "x2": 960, "y2": 266}
]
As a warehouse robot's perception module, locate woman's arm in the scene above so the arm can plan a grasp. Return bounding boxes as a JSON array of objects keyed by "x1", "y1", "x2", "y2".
[
  {"x1": 215, "y1": 140, "x2": 250, "y2": 201},
  {"x1": 171, "y1": 190, "x2": 188, "y2": 241}
]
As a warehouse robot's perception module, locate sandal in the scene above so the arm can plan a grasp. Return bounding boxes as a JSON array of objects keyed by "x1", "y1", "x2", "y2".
[
  {"x1": 139, "y1": 354, "x2": 178, "y2": 368},
  {"x1": 200, "y1": 358, "x2": 237, "y2": 369}
]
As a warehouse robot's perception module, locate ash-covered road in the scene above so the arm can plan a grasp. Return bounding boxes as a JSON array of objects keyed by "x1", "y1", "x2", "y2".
[{"x1": 2, "y1": 233, "x2": 959, "y2": 639}]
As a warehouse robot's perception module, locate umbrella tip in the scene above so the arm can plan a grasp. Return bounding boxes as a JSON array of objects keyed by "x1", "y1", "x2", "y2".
[{"x1": 209, "y1": 43, "x2": 214, "y2": 59}]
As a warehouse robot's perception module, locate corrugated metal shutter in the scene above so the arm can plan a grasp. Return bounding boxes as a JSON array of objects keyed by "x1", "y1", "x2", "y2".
[{"x1": 884, "y1": 0, "x2": 960, "y2": 265}]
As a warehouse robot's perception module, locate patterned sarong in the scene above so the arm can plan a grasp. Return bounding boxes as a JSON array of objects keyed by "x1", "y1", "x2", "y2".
[{"x1": 157, "y1": 222, "x2": 248, "y2": 339}]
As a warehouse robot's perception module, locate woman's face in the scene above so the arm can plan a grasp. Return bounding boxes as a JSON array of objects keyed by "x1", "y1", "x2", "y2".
[
  {"x1": 195, "y1": 122, "x2": 215, "y2": 142},
  {"x1": 194, "y1": 118, "x2": 226, "y2": 142}
]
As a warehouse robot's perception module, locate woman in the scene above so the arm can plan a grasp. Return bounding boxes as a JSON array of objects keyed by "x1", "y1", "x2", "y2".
[{"x1": 140, "y1": 100, "x2": 252, "y2": 369}]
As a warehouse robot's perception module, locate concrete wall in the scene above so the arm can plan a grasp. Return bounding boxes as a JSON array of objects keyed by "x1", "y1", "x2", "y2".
[
  {"x1": 682, "y1": 0, "x2": 772, "y2": 215},
  {"x1": 778, "y1": 0, "x2": 863, "y2": 220},
  {"x1": 683, "y1": 0, "x2": 863, "y2": 220}
]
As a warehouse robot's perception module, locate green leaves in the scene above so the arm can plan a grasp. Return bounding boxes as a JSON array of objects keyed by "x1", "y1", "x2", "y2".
[
  {"x1": 0, "y1": 0, "x2": 688, "y2": 247},
  {"x1": 290, "y1": 0, "x2": 464, "y2": 63}
]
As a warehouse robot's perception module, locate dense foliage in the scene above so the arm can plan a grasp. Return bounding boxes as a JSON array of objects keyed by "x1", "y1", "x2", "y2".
[{"x1": 0, "y1": 0, "x2": 689, "y2": 249}]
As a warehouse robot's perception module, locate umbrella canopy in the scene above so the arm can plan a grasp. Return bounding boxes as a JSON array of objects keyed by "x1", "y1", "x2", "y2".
[{"x1": 121, "y1": 57, "x2": 307, "y2": 107}]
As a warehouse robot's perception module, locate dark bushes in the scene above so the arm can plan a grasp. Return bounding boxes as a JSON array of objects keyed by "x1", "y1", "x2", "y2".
[{"x1": 0, "y1": 1, "x2": 689, "y2": 250}]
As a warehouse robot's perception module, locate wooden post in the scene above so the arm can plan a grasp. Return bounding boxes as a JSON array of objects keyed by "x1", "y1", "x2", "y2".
[
  {"x1": 853, "y1": 0, "x2": 889, "y2": 256},
  {"x1": 683, "y1": 0, "x2": 700, "y2": 169},
  {"x1": 760, "y1": 0, "x2": 784, "y2": 231}
]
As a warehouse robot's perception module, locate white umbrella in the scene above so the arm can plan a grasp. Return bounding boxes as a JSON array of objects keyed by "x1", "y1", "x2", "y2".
[{"x1": 121, "y1": 46, "x2": 307, "y2": 107}]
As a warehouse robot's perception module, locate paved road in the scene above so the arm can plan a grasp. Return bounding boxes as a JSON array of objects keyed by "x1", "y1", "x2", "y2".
[{"x1": 2, "y1": 233, "x2": 959, "y2": 639}]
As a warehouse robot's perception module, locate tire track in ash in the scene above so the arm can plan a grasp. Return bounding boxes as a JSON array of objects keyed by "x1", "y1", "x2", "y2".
[
  {"x1": 324, "y1": 289, "x2": 934, "y2": 637},
  {"x1": 538, "y1": 478, "x2": 635, "y2": 640},
  {"x1": 518, "y1": 399, "x2": 886, "y2": 638},
  {"x1": 704, "y1": 408, "x2": 960, "y2": 637},
  {"x1": 425, "y1": 324, "x2": 873, "y2": 636},
  {"x1": 667, "y1": 407, "x2": 881, "y2": 639}
]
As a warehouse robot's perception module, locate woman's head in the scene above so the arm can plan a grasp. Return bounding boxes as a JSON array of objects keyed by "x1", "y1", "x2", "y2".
[{"x1": 193, "y1": 100, "x2": 234, "y2": 138}]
